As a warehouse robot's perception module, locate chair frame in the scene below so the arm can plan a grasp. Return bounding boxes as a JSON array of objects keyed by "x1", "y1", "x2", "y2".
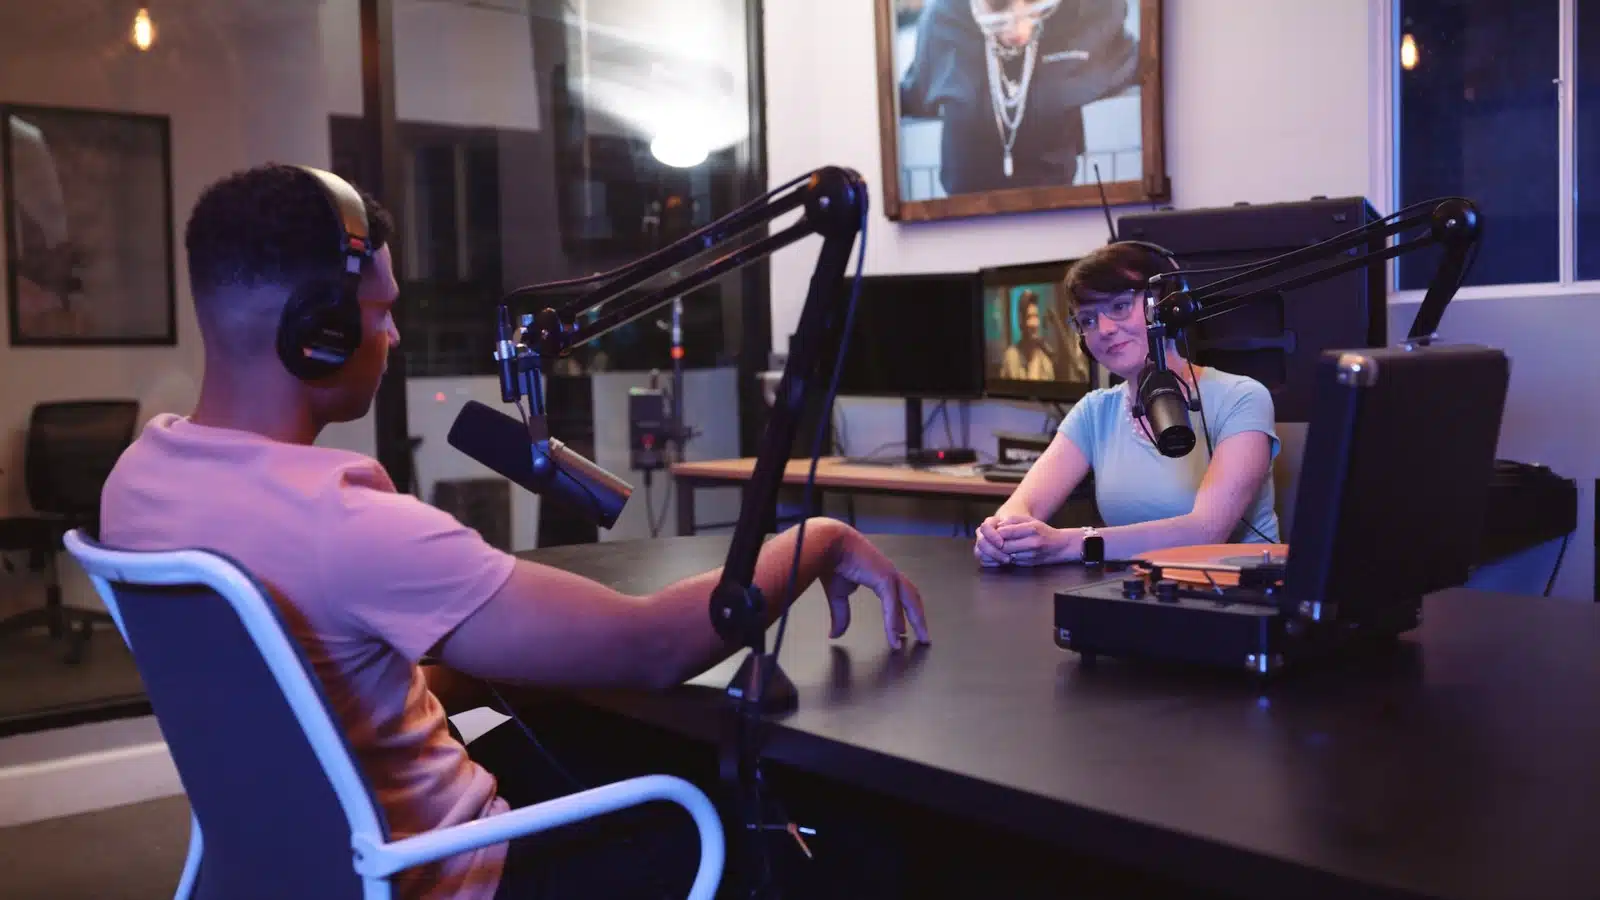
[{"x1": 64, "y1": 529, "x2": 724, "y2": 900}]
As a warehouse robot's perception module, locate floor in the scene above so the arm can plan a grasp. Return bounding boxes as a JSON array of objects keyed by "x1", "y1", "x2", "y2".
[
  {"x1": 0, "y1": 621, "x2": 146, "y2": 735},
  {"x1": 0, "y1": 795, "x2": 189, "y2": 900}
]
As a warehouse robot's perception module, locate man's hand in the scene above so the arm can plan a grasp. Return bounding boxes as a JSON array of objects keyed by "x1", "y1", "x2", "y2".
[
  {"x1": 991, "y1": 519, "x2": 1080, "y2": 567},
  {"x1": 974, "y1": 513, "x2": 1034, "y2": 566},
  {"x1": 814, "y1": 523, "x2": 931, "y2": 650}
]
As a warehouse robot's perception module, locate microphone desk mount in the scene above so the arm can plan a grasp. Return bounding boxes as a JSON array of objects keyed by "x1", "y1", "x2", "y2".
[{"x1": 488, "y1": 166, "x2": 869, "y2": 898}]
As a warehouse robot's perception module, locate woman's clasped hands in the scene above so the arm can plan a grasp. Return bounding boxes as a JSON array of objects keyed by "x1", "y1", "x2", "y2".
[{"x1": 973, "y1": 514, "x2": 1082, "y2": 568}]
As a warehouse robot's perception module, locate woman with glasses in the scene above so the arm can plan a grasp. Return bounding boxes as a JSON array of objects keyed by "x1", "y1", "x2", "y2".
[{"x1": 974, "y1": 242, "x2": 1281, "y2": 567}]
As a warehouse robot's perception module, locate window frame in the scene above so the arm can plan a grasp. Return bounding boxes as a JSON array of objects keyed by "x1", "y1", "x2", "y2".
[{"x1": 1375, "y1": 0, "x2": 1585, "y2": 303}]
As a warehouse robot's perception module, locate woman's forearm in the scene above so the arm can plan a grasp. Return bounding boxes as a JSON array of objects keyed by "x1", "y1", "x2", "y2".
[
  {"x1": 1097, "y1": 513, "x2": 1228, "y2": 561},
  {"x1": 995, "y1": 496, "x2": 1034, "y2": 519}
]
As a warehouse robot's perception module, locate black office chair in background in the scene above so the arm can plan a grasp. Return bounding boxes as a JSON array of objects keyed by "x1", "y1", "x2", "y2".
[{"x1": 0, "y1": 399, "x2": 139, "y2": 664}]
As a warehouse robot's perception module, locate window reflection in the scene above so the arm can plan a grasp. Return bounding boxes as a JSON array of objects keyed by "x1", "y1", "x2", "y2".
[{"x1": 335, "y1": 0, "x2": 762, "y2": 378}]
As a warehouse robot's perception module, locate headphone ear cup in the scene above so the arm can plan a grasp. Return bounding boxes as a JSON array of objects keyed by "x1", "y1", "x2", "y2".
[{"x1": 278, "y1": 278, "x2": 363, "y2": 381}]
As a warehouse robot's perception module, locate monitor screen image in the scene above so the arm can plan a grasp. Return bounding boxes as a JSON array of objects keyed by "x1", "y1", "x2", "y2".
[{"x1": 980, "y1": 260, "x2": 1093, "y2": 403}]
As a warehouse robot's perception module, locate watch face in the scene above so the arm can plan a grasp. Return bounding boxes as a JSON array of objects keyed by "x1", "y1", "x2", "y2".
[{"x1": 1083, "y1": 534, "x2": 1105, "y2": 564}]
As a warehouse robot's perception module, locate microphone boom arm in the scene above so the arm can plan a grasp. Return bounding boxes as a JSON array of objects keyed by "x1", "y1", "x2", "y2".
[
  {"x1": 494, "y1": 167, "x2": 865, "y2": 666},
  {"x1": 1149, "y1": 197, "x2": 1482, "y2": 345},
  {"x1": 490, "y1": 167, "x2": 867, "y2": 899}
]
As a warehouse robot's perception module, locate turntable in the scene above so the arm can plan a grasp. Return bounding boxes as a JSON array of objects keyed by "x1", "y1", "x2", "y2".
[{"x1": 1054, "y1": 342, "x2": 1511, "y2": 676}]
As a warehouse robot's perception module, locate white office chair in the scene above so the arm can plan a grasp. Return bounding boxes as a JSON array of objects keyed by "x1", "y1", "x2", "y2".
[{"x1": 64, "y1": 528, "x2": 724, "y2": 900}]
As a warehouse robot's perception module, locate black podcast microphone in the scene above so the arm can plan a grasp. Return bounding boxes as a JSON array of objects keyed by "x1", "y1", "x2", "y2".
[
  {"x1": 1131, "y1": 322, "x2": 1198, "y2": 458},
  {"x1": 1136, "y1": 367, "x2": 1197, "y2": 458},
  {"x1": 447, "y1": 400, "x2": 634, "y2": 529}
]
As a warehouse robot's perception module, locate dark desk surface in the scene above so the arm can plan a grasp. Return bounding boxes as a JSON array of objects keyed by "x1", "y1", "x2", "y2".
[{"x1": 520, "y1": 534, "x2": 1600, "y2": 900}]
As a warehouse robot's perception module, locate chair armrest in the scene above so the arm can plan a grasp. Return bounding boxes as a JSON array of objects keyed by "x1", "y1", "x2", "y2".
[{"x1": 352, "y1": 773, "x2": 724, "y2": 900}]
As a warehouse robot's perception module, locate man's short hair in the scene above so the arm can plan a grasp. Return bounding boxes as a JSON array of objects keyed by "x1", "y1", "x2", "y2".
[{"x1": 185, "y1": 163, "x2": 393, "y2": 320}]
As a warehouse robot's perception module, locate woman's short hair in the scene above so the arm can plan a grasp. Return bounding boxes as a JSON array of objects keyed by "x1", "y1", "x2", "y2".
[{"x1": 1063, "y1": 242, "x2": 1174, "y2": 311}]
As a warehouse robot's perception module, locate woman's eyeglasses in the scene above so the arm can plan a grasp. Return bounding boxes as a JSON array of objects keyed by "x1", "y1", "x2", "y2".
[{"x1": 1070, "y1": 291, "x2": 1142, "y2": 333}]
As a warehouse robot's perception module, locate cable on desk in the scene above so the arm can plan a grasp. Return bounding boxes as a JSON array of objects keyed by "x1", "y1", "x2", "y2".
[{"x1": 1545, "y1": 533, "x2": 1571, "y2": 597}]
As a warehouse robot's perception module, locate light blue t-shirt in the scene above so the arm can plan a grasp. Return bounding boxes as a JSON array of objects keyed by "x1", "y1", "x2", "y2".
[{"x1": 1058, "y1": 368, "x2": 1282, "y2": 543}]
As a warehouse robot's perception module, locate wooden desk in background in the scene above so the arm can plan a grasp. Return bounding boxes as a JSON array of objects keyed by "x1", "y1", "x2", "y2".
[{"x1": 668, "y1": 456, "x2": 1091, "y2": 536}]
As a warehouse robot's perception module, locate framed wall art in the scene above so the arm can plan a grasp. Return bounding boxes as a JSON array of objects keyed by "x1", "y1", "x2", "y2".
[
  {"x1": 2, "y1": 104, "x2": 176, "y2": 346},
  {"x1": 875, "y1": 0, "x2": 1169, "y2": 222}
]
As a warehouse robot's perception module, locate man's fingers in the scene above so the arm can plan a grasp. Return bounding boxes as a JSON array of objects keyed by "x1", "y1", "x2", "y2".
[
  {"x1": 879, "y1": 581, "x2": 904, "y2": 649},
  {"x1": 898, "y1": 576, "x2": 931, "y2": 644},
  {"x1": 826, "y1": 577, "x2": 853, "y2": 639}
]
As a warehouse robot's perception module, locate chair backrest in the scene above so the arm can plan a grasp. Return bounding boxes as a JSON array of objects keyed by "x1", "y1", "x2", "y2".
[
  {"x1": 25, "y1": 400, "x2": 139, "y2": 516},
  {"x1": 63, "y1": 529, "x2": 388, "y2": 900}
]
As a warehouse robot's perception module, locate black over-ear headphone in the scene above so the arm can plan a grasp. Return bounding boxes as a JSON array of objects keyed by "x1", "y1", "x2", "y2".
[{"x1": 276, "y1": 165, "x2": 373, "y2": 381}]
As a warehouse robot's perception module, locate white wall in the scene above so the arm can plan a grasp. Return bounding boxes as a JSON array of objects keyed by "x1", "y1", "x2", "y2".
[{"x1": 763, "y1": 0, "x2": 1590, "y2": 600}]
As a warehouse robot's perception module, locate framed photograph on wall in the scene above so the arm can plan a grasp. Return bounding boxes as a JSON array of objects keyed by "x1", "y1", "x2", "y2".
[
  {"x1": 875, "y1": 0, "x2": 1168, "y2": 222},
  {"x1": 2, "y1": 104, "x2": 176, "y2": 346}
]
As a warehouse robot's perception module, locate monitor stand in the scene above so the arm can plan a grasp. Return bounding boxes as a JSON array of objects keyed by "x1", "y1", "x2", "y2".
[{"x1": 844, "y1": 398, "x2": 977, "y2": 467}]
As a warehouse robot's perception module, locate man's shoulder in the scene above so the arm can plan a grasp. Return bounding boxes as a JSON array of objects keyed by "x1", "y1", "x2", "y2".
[{"x1": 105, "y1": 413, "x2": 402, "y2": 515}]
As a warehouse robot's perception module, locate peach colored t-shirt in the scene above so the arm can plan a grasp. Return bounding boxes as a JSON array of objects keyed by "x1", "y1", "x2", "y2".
[{"x1": 100, "y1": 414, "x2": 516, "y2": 900}]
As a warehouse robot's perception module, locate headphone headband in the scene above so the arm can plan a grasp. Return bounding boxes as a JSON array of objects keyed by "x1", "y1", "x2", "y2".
[
  {"x1": 1112, "y1": 239, "x2": 1181, "y2": 274},
  {"x1": 293, "y1": 165, "x2": 372, "y2": 263}
]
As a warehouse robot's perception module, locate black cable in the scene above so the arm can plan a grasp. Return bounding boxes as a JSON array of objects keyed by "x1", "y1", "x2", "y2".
[
  {"x1": 482, "y1": 681, "x2": 587, "y2": 793},
  {"x1": 642, "y1": 472, "x2": 673, "y2": 539},
  {"x1": 732, "y1": 184, "x2": 869, "y2": 897},
  {"x1": 1544, "y1": 533, "x2": 1570, "y2": 597},
  {"x1": 767, "y1": 199, "x2": 869, "y2": 683}
]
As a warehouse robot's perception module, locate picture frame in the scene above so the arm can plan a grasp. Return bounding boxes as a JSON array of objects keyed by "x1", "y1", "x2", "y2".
[
  {"x1": 2, "y1": 103, "x2": 176, "y2": 346},
  {"x1": 874, "y1": 0, "x2": 1169, "y2": 223}
]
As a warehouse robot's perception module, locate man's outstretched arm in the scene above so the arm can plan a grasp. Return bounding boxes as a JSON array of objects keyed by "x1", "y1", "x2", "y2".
[{"x1": 431, "y1": 518, "x2": 930, "y2": 692}]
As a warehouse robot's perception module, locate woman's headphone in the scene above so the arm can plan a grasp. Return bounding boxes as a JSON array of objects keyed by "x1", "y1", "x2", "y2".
[{"x1": 274, "y1": 165, "x2": 374, "y2": 381}]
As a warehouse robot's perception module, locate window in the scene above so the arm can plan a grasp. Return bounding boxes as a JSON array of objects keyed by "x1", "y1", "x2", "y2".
[
  {"x1": 335, "y1": 1, "x2": 767, "y2": 377},
  {"x1": 1393, "y1": 1, "x2": 1563, "y2": 290}
]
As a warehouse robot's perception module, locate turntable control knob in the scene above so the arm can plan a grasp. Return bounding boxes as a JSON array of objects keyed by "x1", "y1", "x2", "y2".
[
  {"x1": 1122, "y1": 578, "x2": 1145, "y2": 599},
  {"x1": 1155, "y1": 580, "x2": 1180, "y2": 604}
]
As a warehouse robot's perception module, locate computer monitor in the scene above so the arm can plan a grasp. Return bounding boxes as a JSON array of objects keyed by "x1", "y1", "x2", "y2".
[
  {"x1": 979, "y1": 260, "x2": 1094, "y2": 403},
  {"x1": 832, "y1": 272, "x2": 985, "y2": 464},
  {"x1": 834, "y1": 272, "x2": 985, "y2": 400}
]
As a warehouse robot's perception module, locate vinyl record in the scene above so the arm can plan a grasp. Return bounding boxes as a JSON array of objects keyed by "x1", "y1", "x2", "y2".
[{"x1": 1134, "y1": 543, "x2": 1289, "y2": 588}]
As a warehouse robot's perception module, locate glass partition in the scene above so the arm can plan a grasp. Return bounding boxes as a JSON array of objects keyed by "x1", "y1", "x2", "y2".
[{"x1": 363, "y1": 0, "x2": 767, "y2": 551}]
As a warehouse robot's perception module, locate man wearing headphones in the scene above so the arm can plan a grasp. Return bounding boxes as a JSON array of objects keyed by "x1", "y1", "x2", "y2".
[
  {"x1": 974, "y1": 240, "x2": 1281, "y2": 567},
  {"x1": 98, "y1": 164, "x2": 930, "y2": 899}
]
